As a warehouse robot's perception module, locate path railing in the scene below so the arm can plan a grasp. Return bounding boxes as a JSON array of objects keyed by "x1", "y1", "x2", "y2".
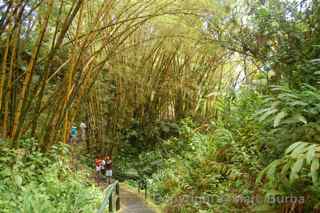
[{"x1": 97, "y1": 181, "x2": 120, "y2": 213}]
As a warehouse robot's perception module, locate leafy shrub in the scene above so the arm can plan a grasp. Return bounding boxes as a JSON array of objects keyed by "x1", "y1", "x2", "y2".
[
  {"x1": 147, "y1": 91, "x2": 264, "y2": 212},
  {"x1": 137, "y1": 85, "x2": 320, "y2": 212},
  {"x1": 115, "y1": 119, "x2": 179, "y2": 180},
  {"x1": 257, "y1": 141, "x2": 320, "y2": 211},
  {"x1": 0, "y1": 139, "x2": 103, "y2": 213},
  {"x1": 256, "y1": 84, "x2": 320, "y2": 156},
  {"x1": 256, "y1": 84, "x2": 320, "y2": 211}
]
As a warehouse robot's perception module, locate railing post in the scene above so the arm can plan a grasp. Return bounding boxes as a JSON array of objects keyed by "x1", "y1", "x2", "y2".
[
  {"x1": 97, "y1": 181, "x2": 119, "y2": 213},
  {"x1": 116, "y1": 182, "x2": 120, "y2": 210},
  {"x1": 145, "y1": 181, "x2": 147, "y2": 199},
  {"x1": 109, "y1": 193, "x2": 113, "y2": 212}
]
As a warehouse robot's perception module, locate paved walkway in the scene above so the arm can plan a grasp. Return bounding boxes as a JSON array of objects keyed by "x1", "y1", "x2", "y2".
[{"x1": 119, "y1": 186, "x2": 156, "y2": 213}]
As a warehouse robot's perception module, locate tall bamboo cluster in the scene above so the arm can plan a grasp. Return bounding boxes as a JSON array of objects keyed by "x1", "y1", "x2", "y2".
[
  {"x1": 0, "y1": 0, "x2": 175, "y2": 149},
  {"x1": 0, "y1": 0, "x2": 239, "y2": 153},
  {"x1": 87, "y1": 17, "x2": 234, "y2": 150}
]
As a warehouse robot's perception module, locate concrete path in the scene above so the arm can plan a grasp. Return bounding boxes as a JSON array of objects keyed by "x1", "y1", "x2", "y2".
[{"x1": 119, "y1": 186, "x2": 156, "y2": 213}]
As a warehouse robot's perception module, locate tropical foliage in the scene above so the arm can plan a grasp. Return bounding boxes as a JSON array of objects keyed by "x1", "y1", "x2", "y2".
[
  {"x1": 1, "y1": 0, "x2": 320, "y2": 212},
  {"x1": 0, "y1": 139, "x2": 102, "y2": 213}
]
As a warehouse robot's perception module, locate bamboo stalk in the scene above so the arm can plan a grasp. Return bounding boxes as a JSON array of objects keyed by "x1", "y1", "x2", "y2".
[
  {"x1": 11, "y1": 0, "x2": 54, "y2": 141},
  {"x1": 31, "y1": 0, "x2": 82, "y2": 136}
]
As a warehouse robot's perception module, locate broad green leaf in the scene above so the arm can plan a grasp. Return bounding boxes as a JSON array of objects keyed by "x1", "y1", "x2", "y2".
[
  {"x1": 291, "y1": 142, "x2": 308, "y2": 157},
  {"x1": 279, "y1": 93, "x2": 299, "y2": 100},
  {"x1": 311, "y1": 59, "x2": 320, "y2": 63},
  {"x1": 306, "y1": 145, "x2": 316, "y2": 165},
  {"x1": 255, "y1": 107, "x2": 272, "y2": 117},
  {"x1": 257, "y1": 160, "x2": 279, "y2": 184},
  {"x1": 290, "y1": 158, "x2": 304, "y2": 183},
  {"x1": 259, "y1": 109, "x2": 278, "y2": 122},
  {"x1": 261, "y1": 97, "x2": 274, "y2": 104},
  {"x1": 274, "y1": 111, "x2": 288, "y2": 128},
  {"x1": 270, "y1": 86, "x2": 289, "y2": 93},
  {"x1": 285, "y1": 142, "x2": 305, "y2": 155},
  {"x1": 266, "y1": 160, "x2": 281, "y2": 181},
  {"x1": 288, "y1": 101, "x2": 308, "y2": 106},
  {"x1": 291, "y1": 114, "x2": 307, "y2": 124},
  {"x1": 0, "y1": 168, "x2": 11, "y2": 177},
  {"x1": 15, "y1": 175, "x2": 23, "y2": 186},
  {"x1": 256, "y1": 168, "x2": 267, "y2": 184},
  {"x1": 280, "y1": 162, "x2": 290, "y2": 182},
  {"x1": 303, "y1": 84, "x2": 317, "y2": 92},
  {"x1": 311, "y1": 159, "x2": 320, "y2": 185}
]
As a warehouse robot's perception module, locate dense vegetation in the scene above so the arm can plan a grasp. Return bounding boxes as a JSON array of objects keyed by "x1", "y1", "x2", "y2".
[
  {"x1": 0, "y1": 139, "x2": 102, "y2": 212},
  {"x1": 1, "y1": 0, "x2": 320, "y2": 212},
  {"x1": 146, "y1": 85, "x2": 320, "y2": 212}
]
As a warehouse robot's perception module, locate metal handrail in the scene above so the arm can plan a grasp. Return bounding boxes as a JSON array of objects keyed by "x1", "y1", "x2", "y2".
[{"x1": 97, "y1": 181, "x2": 120, "y2": 213}]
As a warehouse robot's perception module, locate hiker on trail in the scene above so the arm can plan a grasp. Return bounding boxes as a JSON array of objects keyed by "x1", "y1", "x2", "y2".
[
  {"x1": 68, "y1": 126, "x2": 78, "y2": 144},
  {"x1": 105, "y1": 156, "x2": 112, "y2": 184},
  {"x1": 100, "y1": 157, "x2": 106, "y2": 175},
  {"x1": 79, "y1": 122, "x2": 87, "y2": 143},
  {"x1": 95, "y1": 157, "x2": 103, "y2": 180}
]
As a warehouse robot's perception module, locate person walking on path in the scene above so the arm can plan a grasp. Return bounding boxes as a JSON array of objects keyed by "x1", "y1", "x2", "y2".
[
  {"x1": 105, "y1": 156, "x2": 112, "y2": 184},
  {"x1": 95, "y1": 157, "x2": 104, "y2": 182}
]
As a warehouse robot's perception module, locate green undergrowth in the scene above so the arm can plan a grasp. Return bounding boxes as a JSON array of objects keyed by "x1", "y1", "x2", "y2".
[
  {"x1": 0, "y1": 139, "x2": 103, "y2": 213},
  {"x1": 140, "y1": 85, "x2": 320, "y2": 212}
]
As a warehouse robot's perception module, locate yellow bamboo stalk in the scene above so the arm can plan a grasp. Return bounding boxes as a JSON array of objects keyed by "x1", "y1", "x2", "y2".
[
  {"x1": 3, "y1": 23, "x2": 19, "y2": 137},
  {"x1": 11, "y1": 0, "x2": 54, "y2": 141},
  {"x1": 0, "y1": 34, "x2": 10, "y2": 114},
  {"x1": 62, "y1": 3, "x2": 84, "y2": 144},
  {"x1": 62, "y1": 54, "x2": 77, "y2": 144}
]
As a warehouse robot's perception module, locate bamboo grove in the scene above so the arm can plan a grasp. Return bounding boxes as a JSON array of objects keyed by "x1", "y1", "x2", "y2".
[
  {"x1": 0, "y1": 0, "x2": 235, "y2": 151},
  {"x1": 2, "y1": 0, "x2": 320, "y2": 212}
]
